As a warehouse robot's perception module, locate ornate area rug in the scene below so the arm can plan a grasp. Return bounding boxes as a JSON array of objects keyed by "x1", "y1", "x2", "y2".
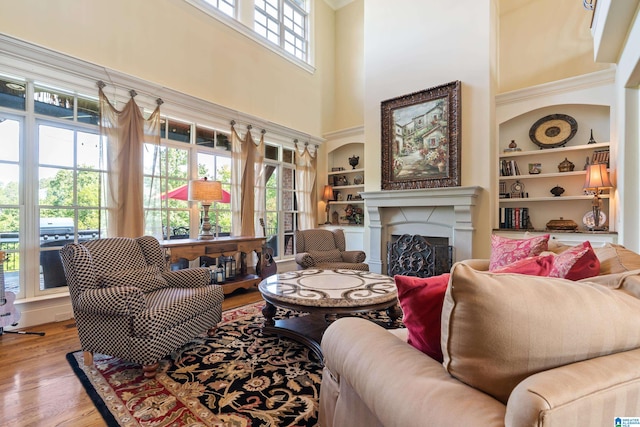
[{"x1": 67, "y1": 302, "x2": 327, "y2": 427}]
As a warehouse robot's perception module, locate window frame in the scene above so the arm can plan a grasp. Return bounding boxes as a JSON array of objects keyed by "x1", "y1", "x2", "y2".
[
  {"x1": 183, "y1": 0, "x2": 314, "y2": 73},
  {"x1": 254, "y1": 0, "x2": 309, "y2": 62}
]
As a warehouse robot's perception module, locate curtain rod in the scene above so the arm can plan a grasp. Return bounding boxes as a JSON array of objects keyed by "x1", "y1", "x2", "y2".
[
  {"x1": 230, "y1": 120, "x2": 266, "y2": 135},
  {"x1": 97, "y1": 80, "x2": 163, "y2": 106}
]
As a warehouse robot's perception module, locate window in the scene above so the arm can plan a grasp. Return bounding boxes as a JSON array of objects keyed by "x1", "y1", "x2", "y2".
[
  {"x1": 144, "y1": 121, "x2": 233, "y2": 240},
  {"x1": 203, "y1": 0, "x2": 235, "y2": 17},
  {"x1": 255, "y1": 0, "x2": 308, "y2": 61},
  {"x1": 0, "y1": 77, "x2": 103, "y2": 298},
  {"x1": 38, "y1": 122, "x2": 105, "y2": 291},
  {"x1": 263, "y1": 144, "x2": 297, "y2": 259},
  {"x1": 184, "y1": 0, "x2": 312, "y2": 68},
  {"x1": 0, "y1": 115, "x2": 22, "y2": 297},
  {"x1": 198, "y1": 151, "x2": 232, "y2": 235}
]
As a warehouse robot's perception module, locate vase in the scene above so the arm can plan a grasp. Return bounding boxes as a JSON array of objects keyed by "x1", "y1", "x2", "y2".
[
  {"x1": 349, "y1": 155, "x2": 359, "y2": 170},
  {"x1": 437, "y1": 162, "x2": 446, "y2": 172}
]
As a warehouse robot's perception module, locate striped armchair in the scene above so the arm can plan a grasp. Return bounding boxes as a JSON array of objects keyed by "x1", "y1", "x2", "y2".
[
  {"x1": 61, "y1": 236, "x2": 224, "y2": 378},
  {"x1": 295, "y1": 228, "x2": 369, "y2": 271}
]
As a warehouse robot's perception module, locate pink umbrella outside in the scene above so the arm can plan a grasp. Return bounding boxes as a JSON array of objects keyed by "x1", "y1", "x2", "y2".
[{"x1": 161, "y1": 184, "x2": 231, "y2": 203}]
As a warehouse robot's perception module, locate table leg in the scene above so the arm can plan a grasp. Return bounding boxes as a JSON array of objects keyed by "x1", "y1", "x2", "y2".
[
  {"x1": 262, "y1": 301, "x2": 277, "y2": 327},
  {"x1": 387, "y1": 303, "x2": 402, "y2": 327}
]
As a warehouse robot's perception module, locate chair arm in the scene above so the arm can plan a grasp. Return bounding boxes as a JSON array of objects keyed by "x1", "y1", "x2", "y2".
[
  {"x1": 162, "y1": 267, "x2": 211, "y2": 288},
  {"x1": 75, "y1": 286, "x2": 146, "y2": 316},
  {"x1": 506, "y1": 347, "x2": 640, "y2": 427},
  {"x1": 295, "y1": 252, "x2": 316, "y2": 268},
  {"x1": 341, "y1": 250, "x2": 366, "y2": 263}
]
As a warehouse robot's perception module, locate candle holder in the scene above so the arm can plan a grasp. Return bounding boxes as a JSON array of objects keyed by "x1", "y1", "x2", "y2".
[{"x1": 223, "y1": 255, "x2": 236, "y2": 280}]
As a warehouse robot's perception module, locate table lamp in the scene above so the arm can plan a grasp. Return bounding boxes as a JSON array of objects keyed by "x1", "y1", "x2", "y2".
[
  {"x1": 583, "y1": 163, "x2": 612, "y2": 231},
  {"x1": 189, "y1": 177, "x2": 223, "y2": 240},
  {"x1": 322, "y1": 185, "x2": 334, "y2": 224}
]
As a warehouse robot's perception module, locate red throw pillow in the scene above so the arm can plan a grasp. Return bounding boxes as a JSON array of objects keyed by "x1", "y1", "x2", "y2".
[
  {"x1": 492, "y1": 254, "x2": 555, "y2": 276},
  {"x1": 395, "y1": 273, "x2": 450, "y2": 362},
  {"x1": 549, "y1": 241, "x2": 600, "y2": 280},
  {"x1": 489, "y1": 234, "x2": 550, "y2": 270}
]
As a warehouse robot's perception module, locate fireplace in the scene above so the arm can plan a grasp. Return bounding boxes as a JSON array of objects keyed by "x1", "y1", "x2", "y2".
[{"x1": 360, "y1": 186, "x2": 481, "y2": 274}]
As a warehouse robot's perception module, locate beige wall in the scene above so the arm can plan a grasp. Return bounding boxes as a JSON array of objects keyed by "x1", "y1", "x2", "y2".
[
  {"x1": 333, "y1": 0, "x2": 364, "y2": 130},
  {"x1": 498, "y1": 0, "x2": 610, "y2": 93},
  {"x1": 0, "y1": 0, "x2": 335, "y2": 137},
  {"x1": 363, "y1": 0, "x2": 498, "y2": 258}
]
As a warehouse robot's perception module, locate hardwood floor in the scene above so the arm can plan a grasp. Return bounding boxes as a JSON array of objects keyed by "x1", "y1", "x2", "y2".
[{"x1": 0, "y1": 288, "x2": 264, "y2": 427}]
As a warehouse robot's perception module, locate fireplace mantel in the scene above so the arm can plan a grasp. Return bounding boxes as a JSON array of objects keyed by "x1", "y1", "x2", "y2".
[{"x1": 360, "y1": 186, "x2": 482, "y2": 274}]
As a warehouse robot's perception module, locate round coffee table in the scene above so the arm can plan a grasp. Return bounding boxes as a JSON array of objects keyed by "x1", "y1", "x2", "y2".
[{"x1": 258, "y1": 269, "x2": 400, "y2": 361}]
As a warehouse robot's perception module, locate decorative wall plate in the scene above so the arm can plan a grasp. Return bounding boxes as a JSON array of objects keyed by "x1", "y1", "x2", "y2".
[
  {"x1": 353, "y1": 175, "x2": 364, "y2": 185},
  {"x1": 529, "y1": 114, "x2": 578, "y2": 149},
  {"x1": 583, "y1": 210, "x2": 607, "y2": 229}
]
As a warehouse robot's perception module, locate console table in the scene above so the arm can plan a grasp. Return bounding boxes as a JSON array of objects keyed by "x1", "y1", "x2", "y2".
[{"x1": 160, "y1": 236, "x2": 266, "y2": 295}]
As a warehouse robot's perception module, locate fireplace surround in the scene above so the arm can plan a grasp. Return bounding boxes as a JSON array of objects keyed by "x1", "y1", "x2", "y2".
[{"x1": 360, "y1": 186, "x2": 482, "y2": 274}]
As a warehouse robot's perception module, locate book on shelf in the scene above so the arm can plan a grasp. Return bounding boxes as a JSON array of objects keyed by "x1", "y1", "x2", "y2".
[
  {"x1": 499, "y1": 207, "x2": 530, "y2": 230},
  {"x1": 500, "y1": 159, "x2": 520, "y2": 176}
]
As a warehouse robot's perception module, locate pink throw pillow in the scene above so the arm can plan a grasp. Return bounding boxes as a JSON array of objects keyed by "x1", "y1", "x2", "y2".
[
  {"x1": 395, "y1": 273, "x2": 450, "y2": 362},
  {"x1": 489, "y1": 234, "x2": 549, "y2": 270},
  {"x1": 492, "y1": 254, "x2": 555, "y2": 276},
  {"x1": 549, "y1": 241, "x2": 600, "y2": 281}
]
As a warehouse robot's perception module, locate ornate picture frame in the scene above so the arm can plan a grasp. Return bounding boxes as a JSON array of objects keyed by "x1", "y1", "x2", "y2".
[{"x1": 381, "y1": 81, "x2": 461, "y2": 190}]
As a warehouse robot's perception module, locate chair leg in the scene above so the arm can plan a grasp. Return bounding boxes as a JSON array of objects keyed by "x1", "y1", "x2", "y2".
[
  {"x1": 207, "y1": 327, "x2": 217, "y2": 337},
  {"x1": 142, "y1": 362, "x2": 159, "y2": 378},
  {"x1": 83, "y1": 351, "x2": 94, "y2": 366}
]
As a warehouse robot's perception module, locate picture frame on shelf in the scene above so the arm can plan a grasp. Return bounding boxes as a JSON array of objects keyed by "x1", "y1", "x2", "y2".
[{"x1": 381, "y1": 80, "x2": 461, "y2": 190}]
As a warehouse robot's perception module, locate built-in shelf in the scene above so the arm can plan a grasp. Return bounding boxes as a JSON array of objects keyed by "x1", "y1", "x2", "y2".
[
  {"x1": 500, "y1": 194, "x2": 610, "y2": 203},
  {"x1": 495, "y1": 73, "x2": 615, "y2": 237},
  {"x1": 500, "y1": 142, "x2": 609, "y2": 158}
]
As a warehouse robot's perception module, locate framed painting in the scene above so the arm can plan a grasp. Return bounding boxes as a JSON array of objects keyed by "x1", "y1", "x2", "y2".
[{"x1": 381, "y1": 81, "x2": 461, "y2": 190}]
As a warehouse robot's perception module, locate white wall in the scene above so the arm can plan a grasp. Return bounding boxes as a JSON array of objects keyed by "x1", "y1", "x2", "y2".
[{"x1": 362, "y1": 0, "x2": 497, "y2": 258}]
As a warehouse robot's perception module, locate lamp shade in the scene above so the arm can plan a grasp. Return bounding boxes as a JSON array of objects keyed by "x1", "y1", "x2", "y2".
[
  {"x1": 188, "y1": 178, "x2": 223, "y2": 202},
  {"x1": 584, "y1": 163, "x2": 612, "y2": 189},
  {"x1": 322, "y1": 185, "x2": 334, "y2": 202}
]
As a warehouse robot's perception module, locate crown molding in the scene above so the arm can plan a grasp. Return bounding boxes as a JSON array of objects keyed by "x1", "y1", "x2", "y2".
[
  {"x1": 0, "y1": 33, "x2": 324, "y2": 146},
  {"x1": 323, "y1": 0, "x2": 354, "y2": 11}
]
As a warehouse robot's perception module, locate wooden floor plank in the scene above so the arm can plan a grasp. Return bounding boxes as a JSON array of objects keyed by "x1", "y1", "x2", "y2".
[{"x1": 0, "y1": 288, "x2": 263, "y2": 426}]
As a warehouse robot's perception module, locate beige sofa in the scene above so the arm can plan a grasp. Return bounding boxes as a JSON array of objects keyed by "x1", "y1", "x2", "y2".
[{"x1": 319, "y1": 244, "x2": 640, "y2": 427}]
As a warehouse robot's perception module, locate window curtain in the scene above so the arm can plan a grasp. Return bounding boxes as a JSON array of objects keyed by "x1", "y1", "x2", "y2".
[
  {"x1": 98, "y1": 86, "x2": 161, "y2": 238},
  {"x1": 295, "y1": 142, "x2": 317, "y2": 230},
  {"x1": 230, "y1": 124, "x2": 265, "y2": 236}
]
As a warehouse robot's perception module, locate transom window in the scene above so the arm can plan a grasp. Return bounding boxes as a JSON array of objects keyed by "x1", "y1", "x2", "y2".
[
  {"x1": 255, "y1": 0, "x2": 308, "y2": 61},
  {"x1": 203, "y1": 0, "x2": 235, "y2": 17}
]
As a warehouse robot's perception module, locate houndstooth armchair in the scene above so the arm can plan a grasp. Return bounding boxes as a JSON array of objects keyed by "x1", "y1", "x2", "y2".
[
  {"x1": 61, "y1": 236, "x2": 224, "y2": 378},
  {"x1": 295, "y1": 228, "x2": 369, "y2": 271}
]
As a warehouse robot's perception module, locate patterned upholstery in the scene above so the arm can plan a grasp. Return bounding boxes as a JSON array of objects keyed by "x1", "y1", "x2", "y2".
[
  {"x1": 294, "y1": 229, "x2": 369, "y2": 271},
  {"x1": 61, "y1": 236, "x2": 224, "y2": 371}
]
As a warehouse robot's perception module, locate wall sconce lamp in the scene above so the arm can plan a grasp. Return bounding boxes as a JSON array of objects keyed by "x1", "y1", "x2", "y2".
[
  {"x1": 322, "y1": 185, "x2": 334, "y2": 224},
  {"x1": 583, "y1": 163, "x2": 612, "y2": 231},
  {"x1": 189, "y1": 177, "x2": 223, "y2": 240}
]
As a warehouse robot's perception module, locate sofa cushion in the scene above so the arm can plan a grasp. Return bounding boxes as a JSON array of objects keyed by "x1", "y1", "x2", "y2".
[
  {"x1": 394, "y1": 273, "x2": 450, "y2": 362},
  {"x1": 99, "y1": 265, "x2": 168, "y2": 293},
  {"x1": 489, "y1": 234, "x2": 549, "y2": 270},
  {"x1": 549, "y1": 241, "x2": 600, "y2": 280},
  {"x1": 594, "y1": 243, "x2": 640, "y2": 275},
  {"x1": 308, "y1": 249, "x2": 343, "y2": 263},
  {"x1": 441, "y1": 262, "x2": 640, "y2": 404}
]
